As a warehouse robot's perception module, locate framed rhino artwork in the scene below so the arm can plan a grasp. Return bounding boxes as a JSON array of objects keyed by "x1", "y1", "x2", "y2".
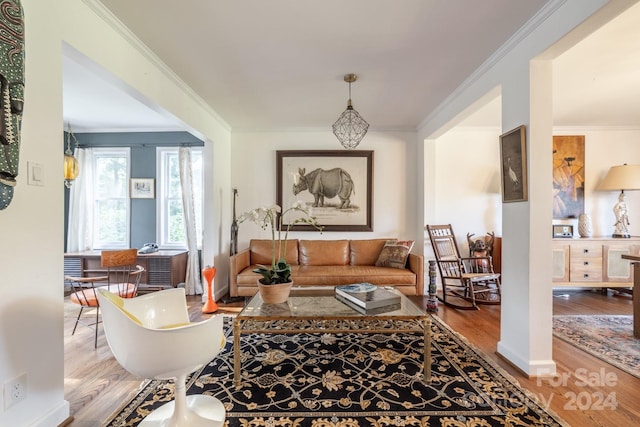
[{"x1": 276, "y1": 150, "x2": 373, "y2": 231}]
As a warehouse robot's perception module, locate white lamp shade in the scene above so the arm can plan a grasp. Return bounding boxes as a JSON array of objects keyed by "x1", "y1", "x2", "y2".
[{"x1": 598, "y1": 164, "x2": 640, "y2": 191}]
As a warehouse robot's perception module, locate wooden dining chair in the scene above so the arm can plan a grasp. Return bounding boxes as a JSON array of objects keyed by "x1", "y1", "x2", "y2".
[
  {"x1": 65, "y1": 248, "x2": 145, "y2": 347},
  {"x1": 426, "y1": 224, "x2": 501, "y2": 310}
]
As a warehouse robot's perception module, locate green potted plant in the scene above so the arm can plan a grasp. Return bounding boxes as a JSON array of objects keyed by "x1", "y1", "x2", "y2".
[{"x1": 239, "y1": 202, "x2": 322, "y2": 302}]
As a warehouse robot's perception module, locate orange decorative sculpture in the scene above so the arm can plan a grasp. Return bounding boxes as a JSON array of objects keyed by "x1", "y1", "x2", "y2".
[{"x1": 201, "y1": 265, "x2": 219, "y2": 313}]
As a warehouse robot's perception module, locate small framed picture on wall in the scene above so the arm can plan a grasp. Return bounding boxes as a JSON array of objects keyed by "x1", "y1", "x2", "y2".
[
  {"x1": 130, "y1": 178, "x2": 155, "y2": 199},
  {"x1": 499, "y1": 125, "x2": 527, "y2": 203}
]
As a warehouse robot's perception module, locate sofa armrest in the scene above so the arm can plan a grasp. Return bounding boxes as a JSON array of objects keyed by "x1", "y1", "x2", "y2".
[
  {"x1": 229, "y1": 248, "x2": 251, "y2": 297},
  {"x1": 407, "y1": 253, "x2": 424, "y2": 295}
]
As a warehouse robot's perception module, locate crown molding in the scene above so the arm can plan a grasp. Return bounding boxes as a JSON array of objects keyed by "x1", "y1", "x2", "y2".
[
  {"x1": 553, "y1": 125, "x2": 640, "y2": 132},
  {"x1": 418, "y1": 0, "x2": 568, "y2": 132},
  {"x1": 81, "y1": 0, "x2": 231, "y2": 132}
]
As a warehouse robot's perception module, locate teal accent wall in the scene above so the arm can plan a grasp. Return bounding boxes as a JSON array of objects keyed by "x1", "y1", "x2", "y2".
[{"x1": 63, "y1": 131, "x2": 204, "y2": 251}]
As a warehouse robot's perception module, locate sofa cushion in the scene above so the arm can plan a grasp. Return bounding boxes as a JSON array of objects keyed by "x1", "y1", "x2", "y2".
[
  {"x1": 235, "y1": 265, "x2": 416, "y2": 287},
  {"x1": 250, "y1": 239, "x2": 299, "y2": 265},
  {"x1": 349, "y1": 239, "x2": 390, "y2": 265},
  {"x1": 375, "y1": 239, "x2": 415, "y2": 269},
  {"x1": 293, "y1": 265, "x2": 417, "y2": 286},
  {"x1": 299, "y1": 240, "x2": 349, "y2": 266}
]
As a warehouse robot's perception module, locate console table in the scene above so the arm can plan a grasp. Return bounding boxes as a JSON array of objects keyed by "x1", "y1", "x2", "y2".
[
  {"x1": 64, "y1": 250, "x2": 188, "y2": 292},
  {"x1": 621, "y1": 254, "x2": 640, "y2": 338},
  {"x1": 551, "y1": 237, "x2": 640, "y2": 288}
]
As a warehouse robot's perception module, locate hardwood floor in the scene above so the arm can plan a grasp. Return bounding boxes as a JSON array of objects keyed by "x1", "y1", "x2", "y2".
[
  {"x1": 63, "y1": 289, "x2": 639, "y2": 426},
  {"x1": 432, "y1": 289, "x2": 639, "y2": 427}
]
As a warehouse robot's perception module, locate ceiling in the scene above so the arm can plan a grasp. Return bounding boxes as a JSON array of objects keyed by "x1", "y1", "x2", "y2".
[{"x1": 62, "y1": 1, "x2": 640, "y2": 133}]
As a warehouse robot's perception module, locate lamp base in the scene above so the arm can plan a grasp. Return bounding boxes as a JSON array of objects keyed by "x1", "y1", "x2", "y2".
[
  {"x1": 612, "y1": 233, "x2": 630, "y2": 238},
  {"x1": 201, "y1": 298, "x2": 219, "y2": 314}
]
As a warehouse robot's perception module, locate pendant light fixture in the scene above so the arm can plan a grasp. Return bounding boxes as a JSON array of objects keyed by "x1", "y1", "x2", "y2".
[
  {"x1": 64, "y1": 124, "x2": 79, "y2": 188},
  {"x1": 332, "y1": 73, "x2": 369, "y2": 149}
]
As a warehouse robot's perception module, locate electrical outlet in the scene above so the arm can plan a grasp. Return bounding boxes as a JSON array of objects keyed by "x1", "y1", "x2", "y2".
[{"x1": 3, "y1": 373, "x2": 27, "y2": 410}]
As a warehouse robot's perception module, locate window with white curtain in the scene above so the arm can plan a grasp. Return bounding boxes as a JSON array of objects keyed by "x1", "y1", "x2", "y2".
[
  {"x1": 92, "y1": 147, "x2": 131, "y2": 249},
  {"x1": 157, "y1": 147, "x2": 203, "y2": 249}
]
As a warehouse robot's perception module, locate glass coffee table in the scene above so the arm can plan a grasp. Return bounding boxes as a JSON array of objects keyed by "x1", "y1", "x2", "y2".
[{"x1": 233, "y1": 286, "x2": 431, "y2": 386}]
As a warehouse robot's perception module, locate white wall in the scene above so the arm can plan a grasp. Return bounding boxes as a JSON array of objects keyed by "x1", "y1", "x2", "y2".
[
  {"x1": 0, "y1": 1, "x2": 233, "y2": 425},
  {"x1": 231, "y1": 131, "x2": 420, "y2": 252},
  {"x1": 0, "y1": 1, "x2": 69, "y2": 426},
  {"x1": 428, "y1": 127, "x2": 503, "y2": 255}
]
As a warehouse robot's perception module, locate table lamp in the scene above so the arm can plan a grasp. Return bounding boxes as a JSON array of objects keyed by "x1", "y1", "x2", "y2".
[{"x1": 597, "y1": 164, "x2": 640, "y2": 238}]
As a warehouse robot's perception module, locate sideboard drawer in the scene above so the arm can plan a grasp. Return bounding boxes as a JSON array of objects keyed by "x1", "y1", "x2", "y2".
[
  {"x1": 569, "y1": 259, "x2": 603, "y2": 282},
  {"x1": 569, "y1": 244, "x2": 602, "y2": 259}
]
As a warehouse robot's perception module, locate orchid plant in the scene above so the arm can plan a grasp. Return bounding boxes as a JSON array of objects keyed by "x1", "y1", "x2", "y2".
[{"x1": 239, "y1": 202, "x2": 323, "y2": 284}]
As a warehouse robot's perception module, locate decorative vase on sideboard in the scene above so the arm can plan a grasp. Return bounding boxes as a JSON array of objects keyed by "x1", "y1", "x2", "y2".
[
  {"x1": 257, "y1": 280, "x2": 292, "y2": 304},
  {"x1": 578, "y1": 213, "x2": 593, "y2": 238}
]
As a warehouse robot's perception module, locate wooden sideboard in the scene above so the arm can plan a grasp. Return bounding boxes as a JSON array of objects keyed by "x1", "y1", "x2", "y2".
[
  {"x1": 64, "y1": 250, "x2": 188, "y2": 291},
  {"x1": 552, "y1": 237, "x2": 640, "y2": 288}
]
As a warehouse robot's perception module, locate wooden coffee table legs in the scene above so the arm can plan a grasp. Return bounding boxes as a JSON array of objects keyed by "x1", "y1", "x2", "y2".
[{"x1": 233, "y1": 319, "x2": 241, "y2": 386}]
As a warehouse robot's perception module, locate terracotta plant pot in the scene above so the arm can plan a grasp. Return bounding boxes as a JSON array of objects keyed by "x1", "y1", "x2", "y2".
[{"x1": 257, "y1": 280, "x2": 292, "y2": 304}]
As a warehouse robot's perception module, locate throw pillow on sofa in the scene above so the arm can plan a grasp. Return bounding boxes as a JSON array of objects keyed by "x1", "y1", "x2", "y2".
[{"x1": 375, "y1": 239, "x2": 414, "y2": 269}]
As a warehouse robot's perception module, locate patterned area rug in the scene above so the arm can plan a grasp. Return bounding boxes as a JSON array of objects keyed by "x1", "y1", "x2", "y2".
[
  {"x1": 105, "y1": 316, "x2": 567, "y2": 426},
  {"x1": 553, "y1": 315, "x2": 640, "y2": 379}
]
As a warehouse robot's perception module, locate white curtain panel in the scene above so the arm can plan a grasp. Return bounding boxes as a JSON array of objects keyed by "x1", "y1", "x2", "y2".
[
  {"x1": 67, "y1": 148, "x2": 94, "y2": 252},
  {"x1": 179, "y1": 147, "x2": 203, "y2": 295}
]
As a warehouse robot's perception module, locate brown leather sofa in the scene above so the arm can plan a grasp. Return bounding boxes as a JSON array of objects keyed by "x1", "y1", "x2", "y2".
[{"x1": 229, "y1": 239, "x2": 424, "y2": 297}]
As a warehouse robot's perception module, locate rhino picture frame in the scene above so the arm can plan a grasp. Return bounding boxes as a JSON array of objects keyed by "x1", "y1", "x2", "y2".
[{"x1": 276, "y1": 150, "x2": 373, "y2": 231}]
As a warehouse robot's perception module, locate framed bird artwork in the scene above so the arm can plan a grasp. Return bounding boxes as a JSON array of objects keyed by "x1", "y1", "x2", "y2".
[{"x1": 500, "y1": 125, "x2": 528, "y2": 203}]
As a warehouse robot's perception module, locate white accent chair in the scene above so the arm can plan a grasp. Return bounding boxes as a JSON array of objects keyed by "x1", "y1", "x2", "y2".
[{"x1": 97, "y1": 288, "x2": 226, "y2": 426}]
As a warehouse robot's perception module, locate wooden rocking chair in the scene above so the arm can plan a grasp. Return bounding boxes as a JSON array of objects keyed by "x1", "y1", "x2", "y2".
[{"x1": 426, "y1": 224, "x2": 501, "y2": 310}]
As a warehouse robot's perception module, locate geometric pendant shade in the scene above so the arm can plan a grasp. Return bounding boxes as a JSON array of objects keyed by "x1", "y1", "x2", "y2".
[{"x1": 332, "y1": 74, "x2": 369, "y2": 149}]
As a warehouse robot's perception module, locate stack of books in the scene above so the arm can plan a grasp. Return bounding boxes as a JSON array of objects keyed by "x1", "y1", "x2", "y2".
[{"x1": 334, "y1": 283, "x2": 401, "y2": 314}]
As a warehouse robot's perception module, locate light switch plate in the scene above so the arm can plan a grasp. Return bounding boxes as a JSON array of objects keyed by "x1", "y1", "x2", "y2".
[{"x1": 27, "y1": 161, "x2": 44, "y2": 186}]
